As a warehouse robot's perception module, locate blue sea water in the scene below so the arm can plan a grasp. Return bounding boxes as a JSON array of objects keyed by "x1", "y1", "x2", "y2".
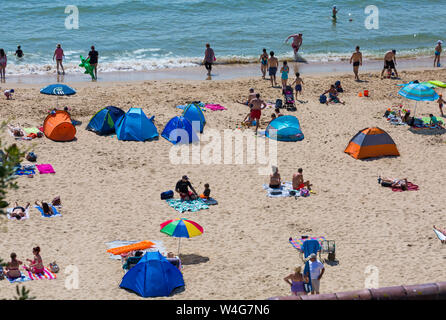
[{"x1": 1, "y1": 0, "x2": 446, "y2": 75}]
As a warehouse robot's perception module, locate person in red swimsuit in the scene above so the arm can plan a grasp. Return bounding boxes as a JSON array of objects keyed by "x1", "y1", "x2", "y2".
[
  {"x1": 24, "y1": 246, "x2": 44, "y2": 274},
  {"x1": 292, "y1": 168, "x2": 312, "y2": 191},
  {"x1": 249, "y1": 93, "x2": 267, "y2": 135}
]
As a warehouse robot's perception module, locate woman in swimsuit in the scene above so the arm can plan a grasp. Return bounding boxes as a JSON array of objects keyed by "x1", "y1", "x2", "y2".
[
  {"x1": 259, "y1": 49, "x2": 269, "y2": 80},
  {"x1": 6, "y1": 253, "x2": 22, "y2": 279},
  {"x1": 284, "y1": 266, "x2": 308, "y2": 296},
  {"x1": 0, "y1": 48, "x2": 7, "y2": 81},
  {"x1": 25, "y1": 246, "x2": 44, "y2": 274},
  {"x1": 10, "y1": 202, "x2": 30, "y2": 220},
  {"x1": 35, "y1": 200, "x2": 54, "y2": 216},
  {"x1": 378, "y1": 177, "x2": 408, "y2": 191},
  {"x1": 269, "y1": 166, "x2": 281, "y2": 188},
  {"x1": 280, "y1": 61, "x2": 290, "y2": 89}
]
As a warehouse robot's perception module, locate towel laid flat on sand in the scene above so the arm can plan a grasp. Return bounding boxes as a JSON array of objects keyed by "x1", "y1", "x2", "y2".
[
  {"x1": 202, "y1": 197, "x2": 218, "y2": 205},
  {"x1": 23, "y1": 127, "x2": 40, "y2": 135},
  {"x1": 434, "y1": 229, "x2": 446, "y2": 242},
  {"x1": 7, "y1": 272, "x2": 31, "y2": 283},
  {"x1": 205, "y1": 104, "x2": 227, "y2": 111},
  {"x1": 262, "y1": 182, "x2": 302, "y2": 198},
  {"x1": 25, "y1": 267, "x2": 56, "y2": 280},
  {"x1": 391, "y1": 182, "x2": 419, "y2": 192},
  {"x1": 36, "y1": 164, "x2": 55, "y2": 174},
  {"x1": 34, "y1": 205, "x2": 61, "y2": 218},
  {"x1": 15, "y1": 168, "x2": 35, "y2": 176},
  {"x1": 165, "y1": 198, "x2": 209, "y2": 213},
  {"x1": 6, "y1": 207, "x2": 30, "y2": 220}
]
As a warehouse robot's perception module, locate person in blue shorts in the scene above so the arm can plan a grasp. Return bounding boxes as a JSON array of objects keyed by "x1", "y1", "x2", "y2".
[
  {"x1": 268, "y1": 51, "x2": 279, "y2": 87},
  {"x1": 291, "y1": 72, "x2": 304, "y2": 100}
]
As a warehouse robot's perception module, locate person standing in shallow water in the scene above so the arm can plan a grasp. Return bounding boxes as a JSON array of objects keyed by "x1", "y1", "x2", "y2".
[
  {"x1": 53, "y1": 44, "x2": 65, "y2": 75},
  {"x1": 259, "y1": 49, "x2": 269, "y2": 79},
  {"x1": 204, "y1": 43, "x2": 215, "y2": 76},
  {"x1": 88, "y1": 45, "x2": 99, "y2": 80},
  {"x1": 350, "y1": 46, "x2": 362, "y2": 81}
]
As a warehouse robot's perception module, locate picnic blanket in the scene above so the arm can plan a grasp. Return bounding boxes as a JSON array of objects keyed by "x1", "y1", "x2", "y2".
[
  {"x1": 391, "y1": 182, "x2": 419, "y2": 192},
  {"x1": 105, "y1": 240, "x2": 166, "y2": 260},
  {"x1": 289, "y1": 237, "x2": 326, "y2": 252},
  {"x1": 36, "y1": 164, "x2": 55, "y2": 174},
  {"x1": 25, "y1": 267, "x2": 57, "y2": 280},
  {"x1": 386, "y1": 114, "x2": 406, "y2": 126},
  {"x1": 23, "y1": 127, "x2": 40, "y2": 135},
  {"x1": 34, "y1": 205, "x2": 61, "y2": 218},
  {"x1": 165, "y1": 198, "x2": 209, "y2": 213},
  {"x1": 205, "y1": 104, "x2": 227, "y2": 111},
  {"x1": 434, "y1": 229, "x2": 446, "y2": 241},
  {"x1": 262, "y1": 182, "x2": 303, "y2": 198},
  {"x1": 6, "y1": 207, "x2": 30, "y2": 220}
]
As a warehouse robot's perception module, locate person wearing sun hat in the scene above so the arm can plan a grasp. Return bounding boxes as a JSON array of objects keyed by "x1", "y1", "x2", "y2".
[
  {"x1": 175, "y1": 175, "x2": 198, "y2": 201},
  {"x1": 434, "y1": 40, "x2": 443, "y2": 68}
]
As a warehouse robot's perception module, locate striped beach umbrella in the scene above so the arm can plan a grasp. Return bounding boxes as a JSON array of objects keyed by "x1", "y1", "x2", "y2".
[
  {"x1": 160, "y1": 218, "x2": 203, "y2": 255},
  {"x1": 398, "y1": 84, "x2": 439, "y2": 116}
]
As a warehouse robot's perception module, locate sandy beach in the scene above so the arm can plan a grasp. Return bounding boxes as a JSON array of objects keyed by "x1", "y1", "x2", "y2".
[{"x1": 1, "y1": 65, "x2": 446, "y2": 300}]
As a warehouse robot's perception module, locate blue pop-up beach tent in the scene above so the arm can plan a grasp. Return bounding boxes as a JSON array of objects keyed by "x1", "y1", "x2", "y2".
[
  {"x1": 119, "y1": 251, "x2": 184, "y2": 297},
  {"x1": 86, "y1": 106, "x2": 125, "y2": 135},
  {"x1": 265, "y1": 115, "x2": 304, "y2": 141},
  {"x1": 161, "y1": 116, "x2": 199, "y2": 144},
  {"x1": 182, "y1": 103, "x2": 206, "y2": 133},
  {"x1": 115, "y1": 108, "x2": 159, "y2": 141}
]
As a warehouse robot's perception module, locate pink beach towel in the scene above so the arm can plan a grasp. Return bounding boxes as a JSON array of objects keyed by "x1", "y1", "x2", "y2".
[
  {"x1": 25, "y1": 267, "x2": 56, "y2": 280},
  {"x1": 205, "y1": 104, "x2": 227, "y2": 111},
  {"x1": 392, "y1": 182, "x2": 419, "y2": 192},
  {"x1": 36, "y1": 164, "x2": 55, "y2": 174}
]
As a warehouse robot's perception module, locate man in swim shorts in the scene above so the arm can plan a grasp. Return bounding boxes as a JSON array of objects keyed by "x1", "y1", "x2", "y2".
[
  {"x1": 249, "y1": 93, "x2": 267, "y2": 135},
  {"x1": 434, "y1": 40, "x2": 442, "y2": 68},
  {"x1": 381, "y1": 50, "x2": 398, "y2": 79},
  {"x1": 285, "y1": 33, "x2": 303, "y2": 56},
  {"x1": 88, "y1": 45, "x2": 99, "y2": 80},
  {"x1": 350, "y1": 46, "x2": 362, "y2": 81},
  {"x1": 292, "y1": 168, "x2": 311, "y2": 191},
  {"x1": 267, "y1": 51, "x2": 279, "y2": 87}
]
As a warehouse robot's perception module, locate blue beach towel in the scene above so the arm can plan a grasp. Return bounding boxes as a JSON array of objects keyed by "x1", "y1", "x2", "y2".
[
  {"x1": 302, "y1": 239, "x2": 321, "y2": 258},
  {"x1": 303, "y1": 260, "x2": 312, "y2": 293},
  {"x1": 34, "y1": 205, "x2": 61, "y2": 218},
  {"x1": 7, "y1": 272, "x2": 31, "y2": 284},
  {"x1": 165, "y1": 199, "x2": 209, "y2": 213}
]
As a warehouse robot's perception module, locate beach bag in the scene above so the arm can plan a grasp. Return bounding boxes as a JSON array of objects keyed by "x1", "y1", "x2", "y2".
[
  {"x1": 26, "y1": 152, "x2": 37, "y2": 162},
  {"x1": 49, "y1": 262, "x2": 59, "y2": 273},
  {"x1": 300, "y1": 188, "x2": 310, "y2": 197},
  {"x1": 319, "y1": 95, "x2": 327, "y2": 104},
  {"x1": 161, "y1": 190, "x2": 174, "y2": 200},
  {"x1": 52, "y1": 196, "x2": 61, "y2": 207},
  {"x1": 275, "y1": 99, "x2": 283, "y2": 109}
]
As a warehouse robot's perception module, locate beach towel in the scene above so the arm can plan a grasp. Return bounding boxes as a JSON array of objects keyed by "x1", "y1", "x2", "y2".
[
  {"x1": 262, "y1": 182, "x2": 304, "y2": 198},
  {"x1": 303, "y1": 260, "x2": 312, "y2": 293},
  {"x1": 36, "y1": 164, "x2": 55, "y2": 174},
  {"x1": 23, "y1": 127, "x2": 40, "y2": 135},
  {"x1": 202, "y1": 197, "x2": 218, "y2": 205},
  {"x1": 302, "y1": 239, "x2": 321, "y2": 258},
  {"x1": 7, "y1": 272, "x2": 31, "y2": 284},
  {"x1": 6, "y1": 207, "x2": 30, "y2": 220},
  {"x1": 105, "y1": 240, "x2": 166, "y2": 260},
  {"x1": 433, "y1": 229, "x2": 446, "y2": 242},
  {"x1": 289, "y1": 237, "x2": 326, "y2": 252},
  {"x1": 15, "y1": 167, "x2": 35, "y2": 176},
  {"x1": 34, "y1": 205, "x2": 61, "y2": 218},
  {"x1": 25, "y1": 267, "x2": 56, "y2": 280},
  {"x1": 165, "y1": 198, "x2": 209, "y2": 213},
  {"x1": 391, "y1": 182, "x2": 419, "y2": 192},
  {"x1": 205, "y1": 104, "x2": 227, "y2": 111}
]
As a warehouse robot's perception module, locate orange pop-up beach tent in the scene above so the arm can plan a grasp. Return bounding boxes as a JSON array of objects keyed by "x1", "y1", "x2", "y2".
[
  {"x1": 43, "y1": 110, "x2": 76, "y2": 141},
  {"x1": 344, "y1": 127, "x2": 399, "y2": 159}
]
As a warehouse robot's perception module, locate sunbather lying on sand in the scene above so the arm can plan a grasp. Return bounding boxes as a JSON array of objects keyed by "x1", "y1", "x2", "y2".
[
  {"x1": 10, "y1": 202, "x2": 30, "y2": 220},
  {"x1": 378, "y1": 177, "x2": 408, "y2": 190},
  {"x1": 7, "y1": 124, "x2": 24, "y2": 137},
  {"x1": 35, "y1": 200, "x2": 54, "y2": 216},
  {"x1": 433, "y1": 225, "x2": 446, "y2": 244}
]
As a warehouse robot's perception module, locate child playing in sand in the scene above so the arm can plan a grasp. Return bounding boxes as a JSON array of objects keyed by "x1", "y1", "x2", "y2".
[
  {"x1": 280, "y1": 61, "x2": 290, "y2": 89},
  {"x1": 323, "y1": 85, "x2": 345, "y2": 105},
  {"x1": 438, "y1": 94, "x2": 445, "y2": 117},
  {"x1": 200, "y1": 183, "x2": 211, "y2": 199},
  {"x1": 291, "y1": 72, "x2": 304, "y2": 99},
  {"x1": 4, "y1": 89, "x2": 14, "y2": 100}
]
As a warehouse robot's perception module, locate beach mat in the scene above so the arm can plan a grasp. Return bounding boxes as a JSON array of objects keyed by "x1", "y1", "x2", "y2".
[
  {"x1": 289, "y1": 237, "x2": 326, "y2": 252},
  {"x1": 262, "y1": 182, "x2": 303, "y2": 198},
  {"x1": 25, "y1": 267, "x2": 56, "y2": 280},
  {"x1": 107, "y1": 241, "x2": 155, "y2": 256},
  {"x1": 36, "y1": 164, "x2": 55, "y2": 174},
  {"x1": 105, "y1": 240, "x2": 166, "y2": 260},
  {"x1": 165, "y1": 199, "x2": 209, "y2": 213},
  {"x1": 391, "y1": 182, "x2": 419, "y2": 192},
  {"x1": 6, "y1": 207, "x2": 30, "y2": 220},
  {"x1": 34, "y1": 205, "x2": 61, "y2": 218}
]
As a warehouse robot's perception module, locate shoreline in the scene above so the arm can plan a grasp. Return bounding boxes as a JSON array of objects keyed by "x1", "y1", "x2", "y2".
[{"x1": 3, "y1": 56, "x2": 441, "y2": 86}]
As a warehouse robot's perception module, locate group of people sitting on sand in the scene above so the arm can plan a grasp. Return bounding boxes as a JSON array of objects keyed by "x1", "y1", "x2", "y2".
[
  {"x1": 321, "y1": 81, "x2": 345, "y2": 105},
  {"x1": 175, "y1": 175, "x2": 210, "y2": 201},
  {"x1": 269, "y1": 166, "x2": 312, "y2": 191},
  {"x1": 3, "y1": 247, "x2": 44, "y2": 279}
]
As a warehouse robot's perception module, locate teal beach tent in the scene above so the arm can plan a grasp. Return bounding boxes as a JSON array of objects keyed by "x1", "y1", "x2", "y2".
[{"x1": 115, "y1": 108, "x2": 159, "y2": 141}]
